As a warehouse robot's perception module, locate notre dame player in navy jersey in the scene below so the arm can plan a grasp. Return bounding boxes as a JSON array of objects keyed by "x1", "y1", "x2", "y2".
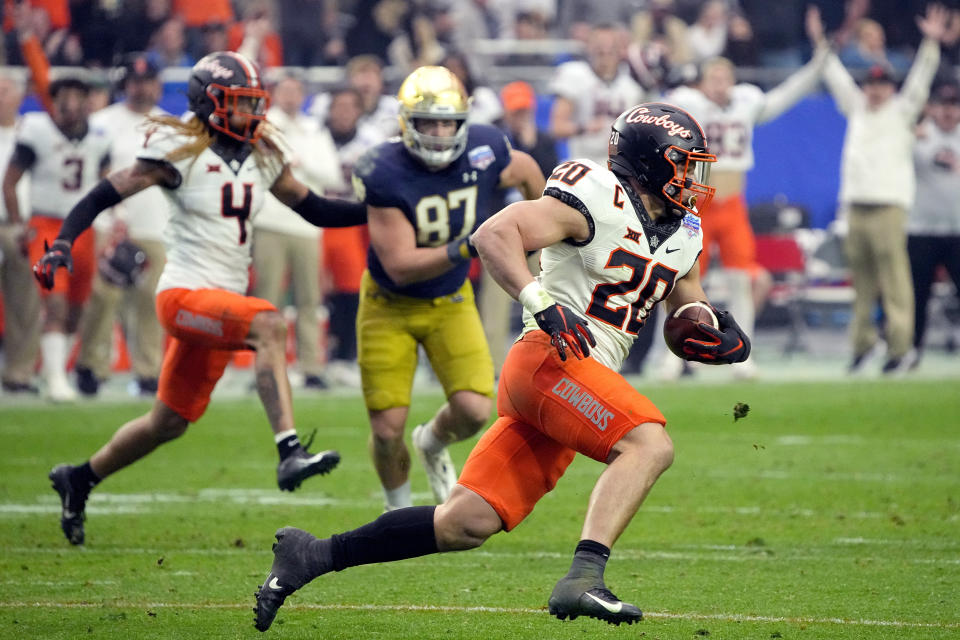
[
  {"x1": 351, "y1": 66, "x2": 544, "y2": 509},
  {"x1": 358, "y1": 125, "x2": 512, "y2": 299}
]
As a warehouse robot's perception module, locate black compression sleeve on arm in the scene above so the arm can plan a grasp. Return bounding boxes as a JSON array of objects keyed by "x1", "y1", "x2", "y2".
[
  {"x1": 10, "y1": 143, "x2": 37, "y2": 170},
  {"x1": 56, "y1": 179, "x2": 123, "y2": 244},
  {"x1": 291, "y1": 190, "x2": 368, "y2": 228}
]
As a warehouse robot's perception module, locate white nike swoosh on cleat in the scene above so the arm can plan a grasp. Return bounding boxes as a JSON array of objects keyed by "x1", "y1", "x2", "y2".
[
  {"x1": 268, "y1": 577, "x2": 283, "y2": 590},
  {"x1": 584, "y1": 592, "x2": 623, "y2": 613},
  {"x1": 63, "y1": 510, "x2": 76, "y2": 519}
]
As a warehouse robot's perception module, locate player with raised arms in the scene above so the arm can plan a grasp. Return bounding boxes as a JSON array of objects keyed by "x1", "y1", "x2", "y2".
[
  {"x1": 34, "y1": 51, "x2": 367, "y2": 546},
  {"x1": 252, "y1": 103, "x2": 750, "y2": 630},
  {"x1": 349, "y1": 66, "x2": 545, "y2": 510},
  {"x1": 664, "y1": 9, "x2": 830, "y2": 378}
]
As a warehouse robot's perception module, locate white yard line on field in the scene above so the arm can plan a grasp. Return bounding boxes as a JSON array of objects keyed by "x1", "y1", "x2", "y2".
[
  {"x1": 3, "y1": 601, "x2": 958, "y2": 629},
  {"x1": 5, "y1": 545, "x2": 959, "y2": 565},
  {"x1": 0, "y1": 489, "x2": 942, "y2": 523}
]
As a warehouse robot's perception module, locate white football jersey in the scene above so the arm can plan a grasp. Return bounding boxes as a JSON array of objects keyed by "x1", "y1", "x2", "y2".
[
  {"x1": 667, "y1": 53, "x2": 824, "y2": 173},
  {"x1": 15, "y1": 111, "x2": 112, "y2": 218},
  {"x1": 549, "y1": 61, "x2": 645, "y2": 164},
  {"x1": 138, "y1": 124, "x2": 285, "y2": 295},
  {"x1": 90, "y1": 102, "x2": 171, "y2": 241},
  {"x1": 667, "y1": 85, "x2": 766, "y2": 172},
  {"x1": 523, "y1": 159, "x2": 703, "y2": 372}
]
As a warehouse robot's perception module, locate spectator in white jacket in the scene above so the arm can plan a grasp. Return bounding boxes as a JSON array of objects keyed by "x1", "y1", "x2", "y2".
[
  {"x1": 822, "y1": 3, "x2": 953, "y2": 375},
  {"x1": 253, "y1": 73, "x2": 343, "y2": 388}
]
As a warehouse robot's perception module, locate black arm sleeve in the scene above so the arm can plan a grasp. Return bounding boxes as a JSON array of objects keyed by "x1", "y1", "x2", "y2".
[
  {"x1": 291, "y1": 190, "x2": 368, "y2": 228},
  {"x1": 10, "y1": 143, "x2": 37, "y2": 170},
  {"x1": 56, "y1": 179, "x2": 123, "y2": 244}
]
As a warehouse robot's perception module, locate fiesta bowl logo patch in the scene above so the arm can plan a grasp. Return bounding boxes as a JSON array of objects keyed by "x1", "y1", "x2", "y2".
[
  {"x1": 468, "y1": 145, "x2": 495, "y2": 170},
  {"x1": 681, "y1": 213, "x2": 700, "y2": 237}
]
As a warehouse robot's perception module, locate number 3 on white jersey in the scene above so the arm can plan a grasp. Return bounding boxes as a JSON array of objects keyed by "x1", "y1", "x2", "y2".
[{"x1": 414, "y1": 186, "x2": 477, "y2": 245}]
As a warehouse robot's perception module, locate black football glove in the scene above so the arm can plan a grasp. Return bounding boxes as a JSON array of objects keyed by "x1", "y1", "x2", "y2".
[
  {"x1": 534, "y1": 303, "x2": 597, "y2": 361},
  {"x1": 682, "y1": 308, "x2": 751, "y2": 364},
  {"x1": 33, "y1": 239, "x2": 73, "y2": 290}
]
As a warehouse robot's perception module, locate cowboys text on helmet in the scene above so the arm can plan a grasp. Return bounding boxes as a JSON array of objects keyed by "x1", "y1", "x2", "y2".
[
  {"x1": 608, "y1": 102, "x2": 716, "y2": 217},
  {"x1": 188, "y1": 51, "x2": 270, "y2": 143}
]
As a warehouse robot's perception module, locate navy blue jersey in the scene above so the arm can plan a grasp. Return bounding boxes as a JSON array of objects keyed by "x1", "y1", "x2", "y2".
[{"x1": 353, "y1": 124, "x2": 513, "y2": 298}]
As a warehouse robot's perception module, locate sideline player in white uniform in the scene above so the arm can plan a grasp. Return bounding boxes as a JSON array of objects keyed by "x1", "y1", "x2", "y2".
[
  {"x1": 252, "y1": 103, "x2": 751, "y2": 632},
  {"x1": 2, "y1": 76, "x2": 112, "y2": 402},
  {"x1": 34, "y1": 52, "x2": 368, "y2": 547},
  {"x1": 549, "y1": 23, "x2": 646, "y2": 164},
  {"x1": 666, "y1": 12, "x2": 829, "y2": 378},
  {"x1": 75, "y1": 53, "x2": 171, "y2": 397}
]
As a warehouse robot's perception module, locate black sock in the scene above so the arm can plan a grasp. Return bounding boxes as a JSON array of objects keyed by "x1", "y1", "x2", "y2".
[
  {"x1": 565, "y1": 539, "x2": 610, "y2": 582},
  {"x1": 277, "y1": 434, "x2": 301, "y2": 461},
  {"x1": 71, "y1": 462, "x2": 101, "y2": 494},
  {"x1": 329, "y1": 506, "x2": 438, "y2": 571}
]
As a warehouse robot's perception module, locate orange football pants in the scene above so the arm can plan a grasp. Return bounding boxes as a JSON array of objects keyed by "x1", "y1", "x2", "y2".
[
  {"x1": 699, "y1": 194, "x2": 757, "y2": 275},
  {"x1": 155, "y1": 287, "x2": 275, "y2": 422},
  {"x1": 322, "y1": 226, "x2": 368, "y2": 293},
  {"x1": 28, "y1": 215, "x2": 95, "y2": 304},
  {"x1": 458, "y1": 331, "x2": 666, "y2": 531}
]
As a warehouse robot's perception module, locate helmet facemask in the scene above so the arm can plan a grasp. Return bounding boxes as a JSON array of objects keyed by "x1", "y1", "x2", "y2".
[
  {"x1": 400, "y1": 112, "x2": 469, "y2": 169},
  {"x1": 206, "y1": 84, "x2": 270, "y2": 143},
  {"x1": 662, "y1": 145, "x2": 716, "y2": 216}
]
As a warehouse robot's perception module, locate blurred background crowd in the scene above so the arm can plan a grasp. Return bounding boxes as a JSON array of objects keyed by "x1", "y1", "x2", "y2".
[
  {"x1": 1, "y1": 0, "x2": 959, "y2": 400},
  {"x1": 1, "y1": 0, "x2": 959, "y2": 77}
]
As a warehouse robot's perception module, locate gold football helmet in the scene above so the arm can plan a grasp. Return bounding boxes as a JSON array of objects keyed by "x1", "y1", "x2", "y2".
[{"x1": 397, "y1": 66, "x2": 471, "y2": 169}]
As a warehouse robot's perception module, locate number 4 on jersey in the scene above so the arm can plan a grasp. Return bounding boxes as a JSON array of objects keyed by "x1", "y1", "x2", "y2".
[{"x1": 221, "y1": 183, "x2": 253, "y2": 244}]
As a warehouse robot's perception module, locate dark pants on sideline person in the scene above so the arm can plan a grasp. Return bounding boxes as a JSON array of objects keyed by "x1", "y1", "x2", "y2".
[{"x1": 907, "y1": 234, "x2": 960, "y2": 351}]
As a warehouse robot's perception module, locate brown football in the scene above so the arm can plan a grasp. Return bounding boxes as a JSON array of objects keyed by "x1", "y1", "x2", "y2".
[{"x1": 663, "y1": 302, "x2": 719, "y2": 358}]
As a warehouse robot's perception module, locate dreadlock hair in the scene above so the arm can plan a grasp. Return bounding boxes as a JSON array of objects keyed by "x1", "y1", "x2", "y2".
[{"x1": 142, "y1": 113, "x2": 285, "y2": 176}]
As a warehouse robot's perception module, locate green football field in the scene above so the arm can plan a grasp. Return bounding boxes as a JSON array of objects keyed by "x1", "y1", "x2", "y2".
[{"x1": 1, "y1": 379, "x2": 958, "y2": 639}]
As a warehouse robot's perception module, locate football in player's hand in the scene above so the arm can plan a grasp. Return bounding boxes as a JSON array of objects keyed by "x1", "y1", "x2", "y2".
[{"x1": 663, "y1": 302, "x2": 719, "y2": 358}]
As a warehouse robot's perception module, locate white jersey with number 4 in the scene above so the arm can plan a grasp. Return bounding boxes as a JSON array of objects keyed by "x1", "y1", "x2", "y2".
[
  {"x1": 15, "y1": 111, "x2": 112, "y2": 218},
  {"x1": 137, "y1": 123, "x2": 285, "y2": 295},
  {"x1": 522, "y1": 159, "x2": 702, "y2": 372}
]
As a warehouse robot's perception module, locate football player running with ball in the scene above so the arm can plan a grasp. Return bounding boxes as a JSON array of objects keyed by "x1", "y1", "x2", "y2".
[
  {"x1": 35, "y1": 52, "x2": 367, "y2": 546},
  {"x1": 253, "y1": 103, "x2": 750, "y2": 630},
  {"x1": 350, "y1": 66, "x2": 544, "y2": 509}
]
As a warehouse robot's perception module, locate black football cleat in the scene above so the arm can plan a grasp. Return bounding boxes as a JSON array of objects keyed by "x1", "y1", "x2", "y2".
[
  {"x1": 276, "y1": 448, "x2": 340, "y2": 492},
  {"x1": 75, "y1": 366, "x2": 100, "y2": 397},
  {"x1": 548, "y1": 577, "x2": 643, "y2": 626},
  {"x1": 253, "y1": 527, "x2": 327, "y2": 632},
  {"x1": 49, "y1": 464, "x2": 88, "y2": 545}
]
